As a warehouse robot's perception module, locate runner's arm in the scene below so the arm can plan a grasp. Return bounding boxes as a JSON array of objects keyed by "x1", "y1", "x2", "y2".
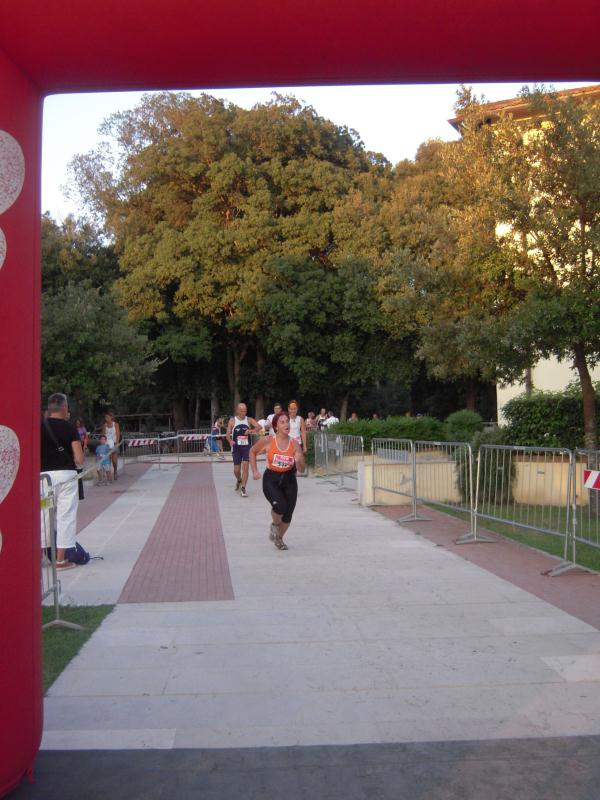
[
  {"x1": 225, "y1": 418, "x2": 234, "y2": 448},
  {"x1": 249, "y1": 437, "x2": 266, "y2": 479}
]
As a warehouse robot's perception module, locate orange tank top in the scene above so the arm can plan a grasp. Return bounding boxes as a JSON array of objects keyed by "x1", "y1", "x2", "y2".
[{"x1": 267, "y1": 436, "x2": 296, "y2": 472}]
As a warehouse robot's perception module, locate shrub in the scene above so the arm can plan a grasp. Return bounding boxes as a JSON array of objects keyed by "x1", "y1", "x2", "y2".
[
  {"x1": 328, "y1": 415, "x2": 446, "y2": 452},
  {"x1": 502, "y1": 390, "x2": 597, "y2": 450},
  {"x1": 444, "y1": 409, "x2": 484, "y2": 442}
]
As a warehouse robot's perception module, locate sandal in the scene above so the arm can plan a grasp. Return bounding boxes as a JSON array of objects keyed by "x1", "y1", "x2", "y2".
[
  {"x1": 269, "y1": 523, "x2": 278, "y2": 542},
  {"x1": 56, "y1": 560, "x2": 76, "y2": 570},
  {"x1": 274, "y1": 536, "x2": 288, "y2": 551}
]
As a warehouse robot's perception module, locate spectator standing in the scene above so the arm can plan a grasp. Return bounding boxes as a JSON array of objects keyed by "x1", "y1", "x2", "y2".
[
  {"x1": 324, "y1": 411, "x2": 339, "y2": 428},
  {"x1": 316, "y1": 408, "x2": 328, "y2": 431},
  {"x1": 349, "y1": 412, "x2": 359, "y2": 422},
  {"x1": 75, "y1": 418, "x2": 89, "y2": 452},
  {"x1": 102, "y1": 412, "x2": 121, "y2": 480},
  {"x1": 41, "y1": 393, "x2": 84, "y2": 570},
  {"x1": 287, "y1": 400, "x2": 307, "y2": 454},
  {"x1": 305, "y1": 411, "x2": 317, "y2": 432},
  {"x1": 209, "y1": 416, "x2": 225, "y2": 459}
]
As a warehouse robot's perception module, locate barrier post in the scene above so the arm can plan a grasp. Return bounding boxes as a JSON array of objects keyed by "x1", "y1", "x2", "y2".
[
  {"x1": 456, "y1": 445, "x2": 495, "y2": 544},
  {"x1": 40, "y1": 473, "x2": 84, "y2": 631}
]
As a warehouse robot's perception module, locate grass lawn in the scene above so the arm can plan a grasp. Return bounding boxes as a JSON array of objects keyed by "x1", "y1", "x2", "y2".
[
  {"x1": 429, "y1": 503, "x2": 600, "y2": 573},
  {"x1": 42, "y1": 605, "x2": 114, "y2": 693}
]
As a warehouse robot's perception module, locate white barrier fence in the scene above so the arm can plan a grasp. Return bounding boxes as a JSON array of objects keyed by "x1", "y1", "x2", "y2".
[
  {"x1": 368, "y1": 439, "x2": 600, "y2": 573},
  {"x1": 313, "y1": 432, "x2": 364, "y2": 489},
  {"x1": 573, "y1": 449, "x2": 600, "y2": 564},
  {"x1": 40, "y1": 472, "x2": 85, "y2": 630}
]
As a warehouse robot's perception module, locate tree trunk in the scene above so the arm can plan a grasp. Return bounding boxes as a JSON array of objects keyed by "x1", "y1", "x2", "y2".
[
  {"x1": 573, "y1": 343, "x2": 598, "y2": 451},
  {"x1": 194, "y1": 389, "x2": 201, "y2": 429},
  {"x1": 226, "y1": 348, "x2": 234, "y2": 404},
  {"x1": 340, "y1": 394, "x2": 349, "y2": 422},
  {"x1": 524, "y1": 367, "x2": 533, "y2": 397},
  {"x1": 172, "y1": 398, "x2": 187, "y2": 431},
  {"x1": 73, "y1": 387, "x2": 85, "y2": 422},
  {"x1": 210, "y1": 380, "x2": 219, "y2": 423},
  {"x1": 465, "y1": 380, "x2": 477, "y2": 411},
  {"x1": 255, "y1": 346, "x2": 266, "y2": 419},
  {"x1": 228, "y1": 344, "x2": 247, "y2": 410}
]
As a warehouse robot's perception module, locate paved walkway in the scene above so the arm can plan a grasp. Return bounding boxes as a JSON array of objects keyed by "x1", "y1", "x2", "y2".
[{"x1": 14, "y1": 461, "x2": 600, "y2": 798}]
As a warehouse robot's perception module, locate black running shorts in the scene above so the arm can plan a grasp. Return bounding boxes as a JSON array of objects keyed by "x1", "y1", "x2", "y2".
[{"x1": 262, "y1": 468, "x2": 298, "y2": 524}]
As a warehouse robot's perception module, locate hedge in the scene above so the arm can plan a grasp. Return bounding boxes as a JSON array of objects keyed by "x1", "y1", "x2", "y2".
[
  {"x1": 326, "y1": 415, "x2": 446, "y2": 452},
  {"x1": 502, "y1": 390, "x2": 599, "y2": 450}
]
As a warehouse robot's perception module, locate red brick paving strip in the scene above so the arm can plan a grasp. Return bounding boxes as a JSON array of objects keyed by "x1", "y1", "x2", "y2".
[
  {"x1": 119, "y1": 463, "x2": 234, "y2": 603},
  {"x1": 77, "y1": 462, "x2": 152, "y2": 535},
  {"x1": 376, "y1": 504, "x2": 600, "y2": 631}
]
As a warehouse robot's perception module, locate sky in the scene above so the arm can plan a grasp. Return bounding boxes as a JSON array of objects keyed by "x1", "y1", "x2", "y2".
[{"x1": 41, "y1": 82, "x2": 596, "y2": 221}]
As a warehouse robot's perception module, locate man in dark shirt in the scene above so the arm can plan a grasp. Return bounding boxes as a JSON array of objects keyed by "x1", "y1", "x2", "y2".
[{"x1": 41, "y1": 393, "x2": 84, "y2": 570}]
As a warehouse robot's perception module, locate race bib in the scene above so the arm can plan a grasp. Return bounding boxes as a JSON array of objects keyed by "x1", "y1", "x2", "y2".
[
  {"x1": 272, "y1": 452, "x2": 295, "y2": 469},
  {"x1": 236, "y1": 435, "x2": 249, "y2": 446}
]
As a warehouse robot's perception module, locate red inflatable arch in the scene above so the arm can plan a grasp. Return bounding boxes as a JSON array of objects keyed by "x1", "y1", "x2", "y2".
[{"x1": 0, "y1": 0, "x2": 598, "y2": 794}]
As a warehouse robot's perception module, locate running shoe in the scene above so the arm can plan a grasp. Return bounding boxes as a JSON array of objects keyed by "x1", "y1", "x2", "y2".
[
  {"x1": 269, "y1": 523, "x2": 278, "y2": 541},
  {"x1": 235, "y1": 478, "x2": 242, "y2": 492},
  {"x1": 240, "y1": 486, "x2": 248, "y2": 498}
]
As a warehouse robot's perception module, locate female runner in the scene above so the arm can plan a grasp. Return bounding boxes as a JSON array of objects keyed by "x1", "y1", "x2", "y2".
[{"x1": 249, "y1": 411, "x2": 305, "y2": 550}]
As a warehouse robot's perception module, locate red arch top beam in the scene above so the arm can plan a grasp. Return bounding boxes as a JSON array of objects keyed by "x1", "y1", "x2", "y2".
[{"x1": 1, "y1": 0, "x2": 599, "y2": 94}]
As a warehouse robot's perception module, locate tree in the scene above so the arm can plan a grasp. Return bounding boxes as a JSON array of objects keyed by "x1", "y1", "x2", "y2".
[
  {"x1": 42, "y1": 281, "x2": 156, "y2": 419},
  {"x1": 376, "y1": 139, "x2": 514, "y2": 412},
  {"x1": 68, "y1": 92, "x2": 388, "y2": 419},
  {"x1": 451, "y1": 88, "x2": 600, "y2": 448},
  {"x1": 41, "y1": 213, "x2": 119, "y2": 293}
]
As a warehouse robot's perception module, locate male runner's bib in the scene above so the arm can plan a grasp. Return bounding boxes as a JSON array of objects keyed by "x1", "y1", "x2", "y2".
[
  {"x1": 267, "y1": 437, "x2": 296, "y2": 472},
  {"x1": 232, "y1": 417, "x2": 250, "y2": 448}
]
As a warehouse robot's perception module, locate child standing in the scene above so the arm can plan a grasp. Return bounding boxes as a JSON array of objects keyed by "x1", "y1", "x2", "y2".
[{"x1": 95, "y1": 434, "x2": 112, "y2": 485}]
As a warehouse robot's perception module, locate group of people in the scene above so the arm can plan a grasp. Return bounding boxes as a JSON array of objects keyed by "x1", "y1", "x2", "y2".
[
  {"x1": 41, "y1": 398, "x2": 121, "y2": 570},
  {"x1": 221, "y1": 401, "x2": 305, "y2": 550},
  {"x1": 41, "y1": 391, "x2": 340, "y2": 563}
]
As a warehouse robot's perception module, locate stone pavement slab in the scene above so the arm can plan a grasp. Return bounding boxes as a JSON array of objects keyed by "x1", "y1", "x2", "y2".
[
  {"x1": 377, "y1": 503, "x2": 600, "y2": 630},
  {"x1": 41, "y1": 463, "x2": 600, "y2": 754}
]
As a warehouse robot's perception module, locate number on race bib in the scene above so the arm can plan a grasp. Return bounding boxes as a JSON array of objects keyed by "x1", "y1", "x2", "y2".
[
  {"x1": 236, "y1": 435, "x2": 249, "y2": 446},
  {"x1": 272, "y1": 453, "x2": 294, "y2": 469}
]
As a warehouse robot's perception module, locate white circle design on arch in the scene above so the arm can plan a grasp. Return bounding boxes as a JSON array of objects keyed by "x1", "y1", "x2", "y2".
[
  {"x1": 0, "y1": 425, "x2": 20, "y2": 505},
  {"x1": 0, "y1": 130, "x2": 25, "y2": 215},
  {"x1": 0, "y1": 129, "x2": 26, "y2": 272}
]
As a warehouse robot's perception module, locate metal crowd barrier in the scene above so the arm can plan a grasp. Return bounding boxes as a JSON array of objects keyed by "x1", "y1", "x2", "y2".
[
  {"x1": 414, "y1": 440, "x2": 475, "y2": 537},
  {"x1": 573, "y1": 449, "x2": 600, "y2": 563},
  {"x1": 121, "y1": 433, "x2": 169, "y2": 469},
  {"x1": 371, "y1": 438, "x2": 419, "y2": 519},
  {"x1": 176, "y1": 428, "x2": 213, "y2": 459},
  {"x1": 473, "y1": 444, "x2": 573, "y2": 557},
  {"x1": 40, "y1": 472, "x2": 84, "y2": 630},
  {"x1": 313, "y1": 432, "x2": 364, "y2": 489},
  {"x1": 369, "y1": 439, "x2": 584, "y2": 562}
]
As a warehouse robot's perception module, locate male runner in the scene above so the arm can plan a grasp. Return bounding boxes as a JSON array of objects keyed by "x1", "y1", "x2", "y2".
[
  {"x1": 266, "y1": 402, "x2": 282, "y2": 435},
  {"x1": 226, "y1": 403, "x2": 262, "y2": 497}
]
